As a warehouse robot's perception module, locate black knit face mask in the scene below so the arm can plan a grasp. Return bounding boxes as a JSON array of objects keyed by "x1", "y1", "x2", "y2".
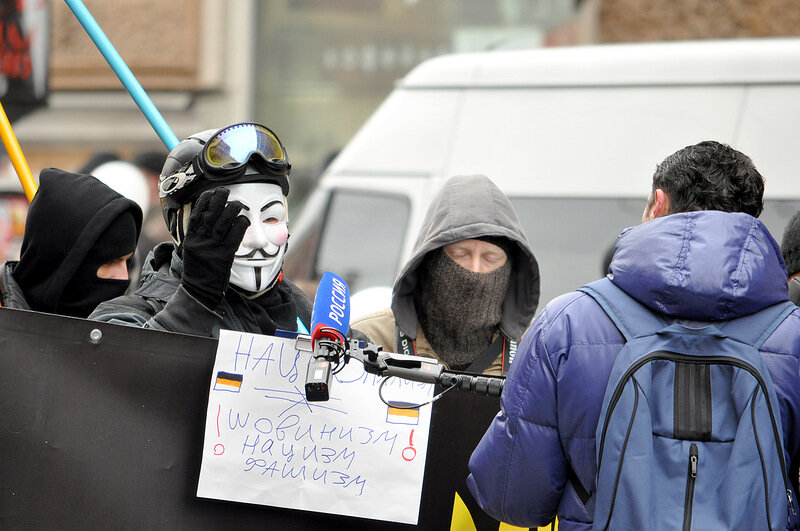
[
  {"x1": 57, "y1": 211, "x2": 138, "y2": 318},
  {"x1": 57, "y1": 261, "x2": 131, "y2": 318},
  {"x1": 416, "y1": 249, "x2": 511, "y2": 368}
]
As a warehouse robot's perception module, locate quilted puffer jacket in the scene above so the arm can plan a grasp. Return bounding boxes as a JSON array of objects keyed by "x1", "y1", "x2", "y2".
[{"x1": 467, "y1": 211, "x2": 800, "y2": 530}]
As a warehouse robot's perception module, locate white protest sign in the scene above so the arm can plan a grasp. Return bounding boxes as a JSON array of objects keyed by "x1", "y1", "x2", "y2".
[{"x1": 197, "y1": 330, "x2": 434, "y2": 524}]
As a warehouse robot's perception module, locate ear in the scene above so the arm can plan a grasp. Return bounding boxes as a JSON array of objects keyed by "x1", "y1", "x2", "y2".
[{"x1": 649, "y1": 188, "x2": 671, "y2": 220}]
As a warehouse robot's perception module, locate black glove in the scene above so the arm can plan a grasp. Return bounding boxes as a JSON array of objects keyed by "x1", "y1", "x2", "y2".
[{"x1": 181, "y1": 188, "x2": 250, "y2": 309}]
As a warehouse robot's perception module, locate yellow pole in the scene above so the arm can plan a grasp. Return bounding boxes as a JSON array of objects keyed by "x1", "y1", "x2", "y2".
[{"x1": 0, "y1": 100, "x2": 37, "y2": 202}]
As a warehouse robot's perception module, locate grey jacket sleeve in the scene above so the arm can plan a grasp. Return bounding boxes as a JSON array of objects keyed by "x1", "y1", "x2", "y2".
[
  {"x1": 149, "y1": 285, "x2": 222, "y2": 335},
  {"x1": 89, "y1": 284, "x2": 222, "y2": 337}
]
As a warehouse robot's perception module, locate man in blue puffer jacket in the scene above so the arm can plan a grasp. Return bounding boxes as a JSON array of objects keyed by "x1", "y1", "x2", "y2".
[{"x1": 467, "y1": 140, "x2": 800, "y2": 530}]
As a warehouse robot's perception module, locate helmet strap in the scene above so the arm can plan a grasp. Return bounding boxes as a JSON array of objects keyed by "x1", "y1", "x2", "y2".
[{"x1": 174, "y1": 203, "x2": 192, "y2": 245}]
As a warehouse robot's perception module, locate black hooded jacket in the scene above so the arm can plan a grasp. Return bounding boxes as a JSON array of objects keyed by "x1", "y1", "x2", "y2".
[
  {"x1": 0, "y1": 168, "x2": 142, "y2": 317},
  {"x1": 88, "y1": 242, "x2": 312, "y2": 338}
]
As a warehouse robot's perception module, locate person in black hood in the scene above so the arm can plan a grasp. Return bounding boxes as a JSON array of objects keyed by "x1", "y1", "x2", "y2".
[
  {"x1": 89, "y1": 122, "x2": 312, "y2": 337},
  {"x1": 0, "y1": 168, "x2": 143, "y2": 318}
]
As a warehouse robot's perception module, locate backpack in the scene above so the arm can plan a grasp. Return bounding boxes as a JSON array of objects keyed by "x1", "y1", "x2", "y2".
[{"x1": 577, "y1": 278, "x2": 796, "y2": 530}]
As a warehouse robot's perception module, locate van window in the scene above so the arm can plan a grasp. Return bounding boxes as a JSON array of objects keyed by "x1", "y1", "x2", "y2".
[
  {"x1": 511, "y1": 197, "x2": 800, "y2": 308},
  {"x1": 315, "y1": 189, "x2": 409, "y2": 292}
]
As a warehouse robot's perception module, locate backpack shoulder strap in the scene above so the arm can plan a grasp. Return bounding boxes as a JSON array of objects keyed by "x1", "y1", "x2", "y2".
[
  {"x1": 718, "y1": 301, "x2": 796, "y2": 348},
  {"x1": 578, "y1": 278, "x2": 666, "y2": 340},
  {"x1": 569, "y1": 279, "x2": 664, "y2": 511}
]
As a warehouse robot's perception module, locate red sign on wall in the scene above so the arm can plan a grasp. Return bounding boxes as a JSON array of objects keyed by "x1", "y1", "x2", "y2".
[{"x1": 0, "y1": 0, "x2": 49, "y2": 123}]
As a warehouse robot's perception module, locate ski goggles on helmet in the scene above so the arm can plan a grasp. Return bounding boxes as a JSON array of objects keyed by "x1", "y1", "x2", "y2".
[
  {"x1": 198, "y1": 122, "x2": 290, "y2": 179},
  {"x1": 159, "y1": 123, "x2": 291, "y2": 203}
]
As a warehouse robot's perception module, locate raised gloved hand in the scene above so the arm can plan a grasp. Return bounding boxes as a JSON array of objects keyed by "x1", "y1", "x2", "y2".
[{"x1": 181, "y1": 188, "x2": 250, "y2": 309}]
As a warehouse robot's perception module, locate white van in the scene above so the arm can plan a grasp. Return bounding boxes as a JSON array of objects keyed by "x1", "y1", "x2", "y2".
[{"x1": 284, "y1": 37, "x2": 800, "y2": 314}]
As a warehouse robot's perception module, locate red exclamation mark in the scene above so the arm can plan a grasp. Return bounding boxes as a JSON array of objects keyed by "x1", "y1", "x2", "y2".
[
  {"x1": 402, "y1": 429, "x2": 416, "y2": 461},
  {"x1": 213, "y1": 404, "x2": 225, "y2": 455}
]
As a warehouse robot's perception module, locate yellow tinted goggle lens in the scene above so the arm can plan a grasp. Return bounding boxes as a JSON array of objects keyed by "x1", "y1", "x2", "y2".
[{"x1": 204, "y1": 123, "x2": 285, "y2": 168}]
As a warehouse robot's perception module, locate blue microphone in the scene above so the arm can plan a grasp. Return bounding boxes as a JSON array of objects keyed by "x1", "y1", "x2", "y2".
[{"x1": 305, "y1": 272, "x2": 350, "y2": 401}]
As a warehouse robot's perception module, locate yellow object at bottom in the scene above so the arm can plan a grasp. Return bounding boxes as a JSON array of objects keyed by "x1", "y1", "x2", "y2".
[{"x1": 450, "y1": 492, "x2": 558, "y2": 531}]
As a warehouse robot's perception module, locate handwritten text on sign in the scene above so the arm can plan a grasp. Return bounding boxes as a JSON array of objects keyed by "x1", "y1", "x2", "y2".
[{"x1": 197, "y1": 330, "x2": 433, "y2": 524}]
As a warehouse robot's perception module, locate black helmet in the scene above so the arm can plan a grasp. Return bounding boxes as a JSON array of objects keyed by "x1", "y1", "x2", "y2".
[{"x1": 159, "y1": 122, "x2": 291, "y2": 243}]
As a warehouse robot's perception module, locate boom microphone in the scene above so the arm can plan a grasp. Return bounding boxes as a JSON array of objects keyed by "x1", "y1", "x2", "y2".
[{"x1": 305, "y1": 271, "x2": 350, "y2": 401}]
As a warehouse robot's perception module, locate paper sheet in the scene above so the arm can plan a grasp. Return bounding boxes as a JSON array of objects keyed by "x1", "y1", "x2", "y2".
[{"x1": 197, "y1": 330, "x2": 434, "y2": 524}]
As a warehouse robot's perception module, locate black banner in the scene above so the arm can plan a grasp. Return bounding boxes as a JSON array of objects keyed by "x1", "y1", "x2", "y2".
[
  {"x1": 0, "y1": 308, "x2": 503, "y2": 529},
  {"x1": 0, "y1": 0, "x2": 49, "y2": 122}
]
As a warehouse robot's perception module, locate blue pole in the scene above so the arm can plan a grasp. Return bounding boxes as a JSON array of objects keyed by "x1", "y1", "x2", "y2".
[{"x1": 63, "y1": 0, "x2": 180, "y2": 150}]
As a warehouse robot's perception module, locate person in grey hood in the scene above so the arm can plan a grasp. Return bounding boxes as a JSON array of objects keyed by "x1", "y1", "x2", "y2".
[{"x1": 351, "y1": 174, "x2": 540, "y2": 375}]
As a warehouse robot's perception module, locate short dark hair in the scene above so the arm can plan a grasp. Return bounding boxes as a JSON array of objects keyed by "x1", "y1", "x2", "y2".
[
  {"x1": 781, "y1": 210, "x2": 800, "y2": 278},
  {"x1": 651, "y1": 141, "x2": 764, "y2": 217}
]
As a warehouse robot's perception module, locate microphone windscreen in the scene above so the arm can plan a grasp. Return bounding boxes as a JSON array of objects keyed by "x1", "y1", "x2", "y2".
[{"x1": 310, "y1": 271, "x2": 350, "y2": 344}]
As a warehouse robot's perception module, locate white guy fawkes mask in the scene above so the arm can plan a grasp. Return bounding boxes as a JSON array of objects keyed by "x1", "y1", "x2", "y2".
[{"x1": 225, "y1": 182, "x2": 288, "y2": 294}]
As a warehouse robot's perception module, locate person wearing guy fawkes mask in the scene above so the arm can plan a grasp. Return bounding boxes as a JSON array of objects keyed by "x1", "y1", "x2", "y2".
[
  {"x1": 89, "y1": 122, "x2": 312, "y2": 337},
  {"x1": 351, "y1": 175, "x2": 540, "y2": 375}
]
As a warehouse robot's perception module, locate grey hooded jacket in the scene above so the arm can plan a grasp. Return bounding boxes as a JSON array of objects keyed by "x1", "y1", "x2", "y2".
[{"x1": 352, "y1": 174, "x2": 540, "y2": 373}]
